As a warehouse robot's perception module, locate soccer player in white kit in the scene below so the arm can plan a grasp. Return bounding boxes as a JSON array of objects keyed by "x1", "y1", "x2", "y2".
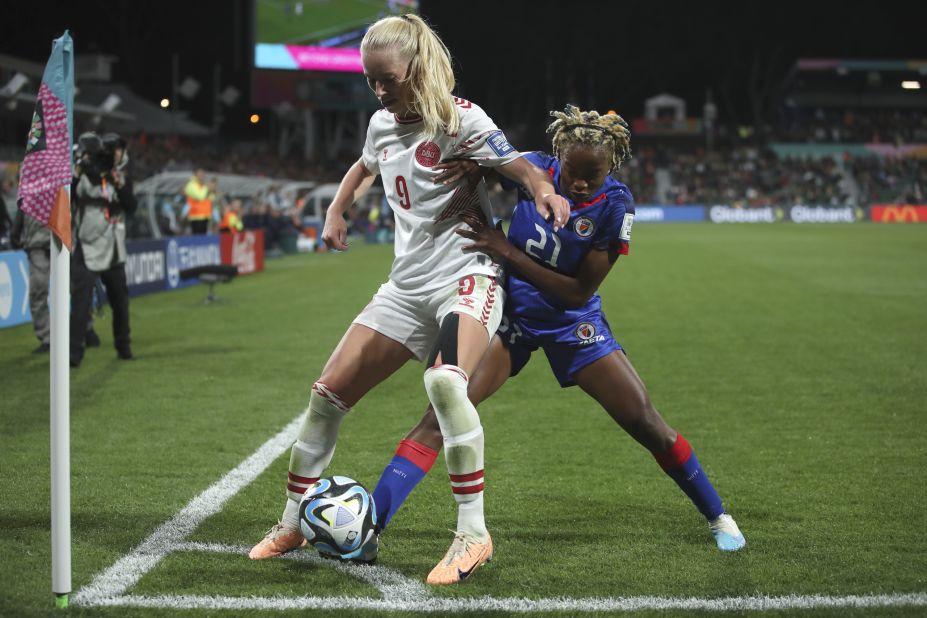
[{"x1": 249, "y1": 14, "x2": 570, "y2": 585}]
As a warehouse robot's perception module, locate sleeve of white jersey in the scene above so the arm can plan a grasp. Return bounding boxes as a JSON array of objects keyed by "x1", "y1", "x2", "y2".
[
  {"x1": 360, "y1": 117, "x2": 380, "y2": 175},
  {"x1": 449, "y1": 101, "x2": 521, "y2": 167}
]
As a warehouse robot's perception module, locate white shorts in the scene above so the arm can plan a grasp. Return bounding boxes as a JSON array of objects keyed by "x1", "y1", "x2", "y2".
[{"x1": 353, "y1": 275, "x2": 505, "y2": 361}]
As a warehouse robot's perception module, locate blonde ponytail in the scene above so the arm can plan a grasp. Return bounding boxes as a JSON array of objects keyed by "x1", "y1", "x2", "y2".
[{"x1": 362, "y1": 14, "x2": 459, "y2": 137}]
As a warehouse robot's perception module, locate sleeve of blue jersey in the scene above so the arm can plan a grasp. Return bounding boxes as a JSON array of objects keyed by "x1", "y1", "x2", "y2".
[
  {"x1": 498, "y1": 151, "x2": 551, "y2": 192},
  {"x1": 591, "y1": 182, "x2": 634, "y2": 254}
]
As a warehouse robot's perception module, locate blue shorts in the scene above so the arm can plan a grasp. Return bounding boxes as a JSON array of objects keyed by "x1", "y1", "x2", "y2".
[{"x1": 497, "y1": 311, "x2": 623, "y2": 388}]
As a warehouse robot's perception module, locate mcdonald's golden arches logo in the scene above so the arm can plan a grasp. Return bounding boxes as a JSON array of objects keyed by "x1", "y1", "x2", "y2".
[{"x1": 871, "y1": 205, "x2": 927, "y2": 223}]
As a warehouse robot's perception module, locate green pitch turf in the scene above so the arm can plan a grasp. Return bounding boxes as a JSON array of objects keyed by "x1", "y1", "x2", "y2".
[{"x1": 1, "y1": 223, "x2": 925, "y2": 616}]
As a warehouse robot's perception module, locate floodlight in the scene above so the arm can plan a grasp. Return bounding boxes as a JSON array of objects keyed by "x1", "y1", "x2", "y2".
[
  {"x1": 219, "y1": 85, "x2": 240, "y2": 107},
  {"x1": 92, "y1": 93, "x2": 122, "y2": 125},
  {"x1": 0, "y1": 72, "x2": 29, "y2": 98},
  {"x1": 179, "y1": 77, "x2": 200, "y2": 99},
  {"x1": 100, "y1": 93, "x2": 121, "y2": 113}
]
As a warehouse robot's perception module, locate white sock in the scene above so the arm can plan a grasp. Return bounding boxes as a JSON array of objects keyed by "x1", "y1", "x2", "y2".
[
  {"x1": 281, "y1": 383, "x2": 349, "y2": 528},
  {"x1": 282, "y1": 497, "x2": 301, "y2": 530},
  {"x1": 424, "y1": 365, "x2": 488, "y2": 541},
  {"x1": 455, "y1": 487, "x2": 486, "y2": 540}
]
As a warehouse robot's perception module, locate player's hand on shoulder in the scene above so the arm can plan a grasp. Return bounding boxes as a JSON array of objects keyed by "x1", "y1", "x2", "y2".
[
  {"x1": 322, "y1": 208, "x2": 349, "y2": 251},
  {"x1": 456, "y1": 214, "x2": 511, "y2": 262},
  {"x1": 432, "y1": 159, "x2": 481, "y2": 186},
  {"x1": 535, "y1": 193, "x2": 570, "y2": 232}
]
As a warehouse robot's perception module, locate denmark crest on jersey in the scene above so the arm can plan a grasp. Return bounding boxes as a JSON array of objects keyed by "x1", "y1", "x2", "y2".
[
  {"x1": 415, "y1": 141, "x2": 442, "y2": 167},
  {"x1": 574, "y1": 216, "x2": 596, "y2": 238}
]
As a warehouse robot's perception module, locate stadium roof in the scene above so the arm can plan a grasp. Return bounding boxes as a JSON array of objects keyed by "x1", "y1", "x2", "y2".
[
  {"x1": 797, "y1": 59, "x2": 927, "y2": 72},
  {"x1": 0, "y1": 52, "x2": 211, "y2": 137},
  {"x1": 786, "y1": 58, "x2": 927, "y2": 109},
  {"x1": 74, "y1": 82, "x2": 211, "y2": 137}
]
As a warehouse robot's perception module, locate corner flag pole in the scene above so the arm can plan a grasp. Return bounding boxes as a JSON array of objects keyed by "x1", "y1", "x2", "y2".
[
  {"x1": 15, "y1": 30, "x2": 75, "y2": 609},
  {"x1": 50, "y1": 212, "x2": 71, "y2": 608}
]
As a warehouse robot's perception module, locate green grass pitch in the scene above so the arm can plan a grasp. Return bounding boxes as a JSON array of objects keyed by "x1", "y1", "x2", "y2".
[{"x1": 1, "y1": 223, "x2": 925, "y2": 616}]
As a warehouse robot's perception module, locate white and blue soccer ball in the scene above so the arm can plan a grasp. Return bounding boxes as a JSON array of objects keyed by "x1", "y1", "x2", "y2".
[{"x1": 298, "y1": 475, "x2": 377, "y2": 560}]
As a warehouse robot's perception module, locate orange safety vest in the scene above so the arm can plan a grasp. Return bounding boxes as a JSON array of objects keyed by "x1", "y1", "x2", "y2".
[
  {"x1": 185, "y1": 178, "x2": 212, "y2": 220},
  {"x1": 188, "y1": 198, "x2": 212, "y2": 220},
  {"x1": 220, "y1": 211, "x2": 242, "y2": 232}
]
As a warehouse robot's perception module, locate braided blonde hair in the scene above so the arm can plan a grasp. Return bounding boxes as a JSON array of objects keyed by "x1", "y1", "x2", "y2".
[
  {"x1": 547, "y1": 104, "x2": 631, "y2": 171},
  {"x1": 361, "y1": 14, "x2": 459, "y2": 138}
]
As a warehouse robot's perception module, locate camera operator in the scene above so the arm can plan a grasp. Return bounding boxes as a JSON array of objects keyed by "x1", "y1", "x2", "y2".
[{"x1": 69, "y1": 131, "x2": 136, "y2": 367}]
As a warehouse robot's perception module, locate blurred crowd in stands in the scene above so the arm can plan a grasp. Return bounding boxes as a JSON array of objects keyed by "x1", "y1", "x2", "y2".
[
  {"x1": 127, "y1": 134, "x2": 349, "y2": 185},
  {"x1": 129, "y1": 107, "x2": 926, "y2": 217},
  {"x1": 777, "y1": 108, "x2": 927, "y2": 145},
  {"x1": 614, "y1": 146, "x2": 857, "y2": 207},
  {"x1": 615, "y1": 145, "x2": 923, "y2": 207},
  {"x1": 851, "y1": 155, "x2": 926, "y2": 205},
  {"x1": 3, "y1": 107, "x2": 926, "y2": 253}
]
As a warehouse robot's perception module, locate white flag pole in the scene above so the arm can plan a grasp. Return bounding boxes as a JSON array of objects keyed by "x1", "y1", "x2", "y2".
[{"x1": 50, "y1": 191, "x2": 71, "y2": 608}]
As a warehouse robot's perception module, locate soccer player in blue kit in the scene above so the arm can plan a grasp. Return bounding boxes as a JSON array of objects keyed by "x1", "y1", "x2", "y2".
[{"x1": 369, "y1": 105, "x2": 745, "y2": 572}]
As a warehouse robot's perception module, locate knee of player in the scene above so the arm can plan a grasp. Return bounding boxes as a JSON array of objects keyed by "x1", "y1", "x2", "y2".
[
  {"x1": 612, "y1": 394, "x2": 656, "y2": 430},
  {"x1": 619, "y1": 390, "x2": 654, "y2": 419},
  {"x1": 636, "y1": 404, "x2": 676, "y2": 450},
  {"x1": 423, "y1": 365, "x2": 468, "y2": 407},
  {"x1": 310, "y1": 381, "x2": 351, "y2": 415}
]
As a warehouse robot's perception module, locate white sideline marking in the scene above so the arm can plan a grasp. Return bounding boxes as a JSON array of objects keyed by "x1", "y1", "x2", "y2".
[
  {"x1": 73, "y1": 413, "x2": 927, "y2": 613},
  {"x1": 73, "y1": 414, "x2": 306, "y2": 605},
  {"x1": 172, "y1": 542, "x2": 431, "y2": 602},
  {"x1": 81, "y1": 593, "x2": 927, "y2": 613}
]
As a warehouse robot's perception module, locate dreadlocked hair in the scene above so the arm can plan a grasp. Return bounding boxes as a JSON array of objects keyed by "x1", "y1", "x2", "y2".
[
  {"x1": 361, "y1": 14, "x2": 458, "y2": 138},
  {"x1": 546, "y1": 104, "x2": 632, "y2": 172}
]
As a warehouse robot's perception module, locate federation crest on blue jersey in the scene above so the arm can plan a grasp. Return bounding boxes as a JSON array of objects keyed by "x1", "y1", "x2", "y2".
[
  {"x1": 574, "y1": 216, "x2": 596, "y2": 238},
  {"x1": 298, "y1": 475, "x2": 378, "y2": 561},
  {"x1": 487, "y1": 131, "x2": 515, "y2": 157},
  {"x1": 575, "y1": 322, "x2": 597, "y2": 341}
]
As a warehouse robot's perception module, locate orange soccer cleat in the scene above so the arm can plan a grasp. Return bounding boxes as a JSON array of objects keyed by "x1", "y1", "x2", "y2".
[
  {"x1": 426, "y1": 531, "x2": 493, "y2": 585},
  {"x1": 248, "y1": 522, "x2": 307, "y2": 560}
]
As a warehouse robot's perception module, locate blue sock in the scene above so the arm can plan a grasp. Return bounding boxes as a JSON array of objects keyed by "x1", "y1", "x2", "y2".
[
  {"x1": 372, "y1": 439, "x2": 438, "y2": 531},
  {"x1": 654, "y1": 433, "x2": 724, "y2": 521}
]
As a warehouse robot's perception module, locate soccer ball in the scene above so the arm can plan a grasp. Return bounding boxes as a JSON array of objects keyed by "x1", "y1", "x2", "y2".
[{"x1": 298, "y1": 475, "x2": 378, "y2": 560}]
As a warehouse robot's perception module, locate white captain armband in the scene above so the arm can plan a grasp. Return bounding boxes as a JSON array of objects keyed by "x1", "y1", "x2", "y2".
[{"x1": 619, "y1": 213, "x2": 634, "y2": 242}]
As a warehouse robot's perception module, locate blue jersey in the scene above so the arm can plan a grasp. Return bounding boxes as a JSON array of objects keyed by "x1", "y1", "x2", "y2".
[{"x1": 501, "y1": 151, "x2": 635, "y2": 331}]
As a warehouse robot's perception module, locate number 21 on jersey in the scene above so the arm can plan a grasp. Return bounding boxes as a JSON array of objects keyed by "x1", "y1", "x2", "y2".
[{"x1": 525, "y1": 223, "x2": 561, "y2": 268}]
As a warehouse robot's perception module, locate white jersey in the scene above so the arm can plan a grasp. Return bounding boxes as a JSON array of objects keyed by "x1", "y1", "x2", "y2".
[{"x1": 361, "y1": 97, "x2": 522, "y2": 292}]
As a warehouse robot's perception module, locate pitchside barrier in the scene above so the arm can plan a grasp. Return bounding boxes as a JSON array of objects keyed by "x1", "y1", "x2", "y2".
[
  {"x1": 0, "y1": 249, "x2": 31, "y2": 329},
  {"x1": 635, "y1": 204, "x2": 927, "y2": 224},
  {"x1": 0, "y1": 230, "x2": 265, "y2": 330},
  {"x1": 124, "y1": 231, "x2": 264, "y2": 297}
]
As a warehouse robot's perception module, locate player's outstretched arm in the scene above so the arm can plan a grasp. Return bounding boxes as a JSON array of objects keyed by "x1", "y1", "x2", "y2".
[
  {"x1": 322, "y1": 158, "x2": 376, "y2": 251},
  {"x1": 457, "y1": 214, "x2": 617, "y2": 309},
  {"x1": 496, "y1": 157, "x2": 569, "y2": 232}
]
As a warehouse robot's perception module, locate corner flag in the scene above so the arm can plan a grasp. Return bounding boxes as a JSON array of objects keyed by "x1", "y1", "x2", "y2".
[
  {"x1": 19, "y1": 31, "x2": 75, "y2": 609},
  {"x1": 17, "y1": 31, "x2": 74, "y2": 249}
]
